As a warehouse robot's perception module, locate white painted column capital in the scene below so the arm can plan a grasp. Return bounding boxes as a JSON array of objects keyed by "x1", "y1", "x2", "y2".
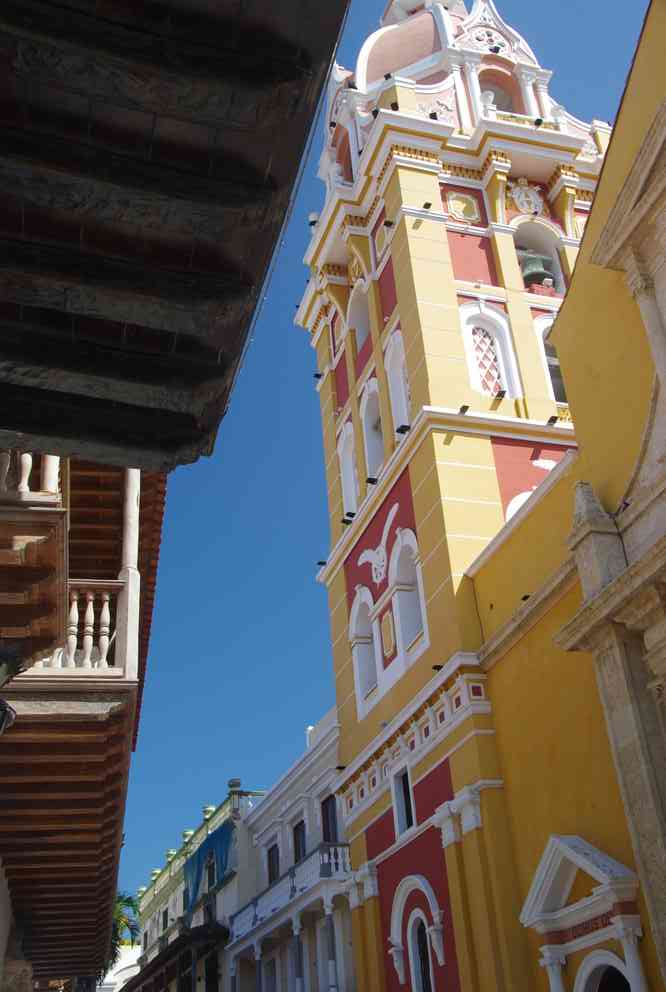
[
  {"x1": 539, "y1": 947, "x2": 567, "y2": 992},
  {"x1": 357, "y1": 862, "x2": 379, "y2": 900},
  {"x1": 433, "y1": 801, "x2": 460, "y2": 849}
]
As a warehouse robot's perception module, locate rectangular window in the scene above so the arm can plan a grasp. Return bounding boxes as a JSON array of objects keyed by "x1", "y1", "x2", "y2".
[
  {"x1": 162, "y1": 908, "x2": 169, "y2": 932},
  {"x1": 143, "y1": 931, "x2": 148, "y2": 951},
  {"x1": 206, "y1": 856, "x2": 216, "y2": 891},
  {"x1": 267, "y1": 843, "x2": 280, "y2": 885},
  {"x1": 182, "y1": 888, "x2": 189, "y2": 912},
  {"x1": 321, "y1": 795, "x2": 338, "y2": 844},
  {"x1": 293, "y1": 820, "x2": 306, "y2": 863},
  {"x1": 395, "y1": 769, "x2": 414, "y2": 835}
]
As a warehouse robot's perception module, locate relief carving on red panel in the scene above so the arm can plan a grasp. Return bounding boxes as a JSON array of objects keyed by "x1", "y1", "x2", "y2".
[
  {"x1": 344, "y1": 469, "x2": 416, "y2": 610},
  {"x1": 491, "y1": 436, "x2": 574, "y2": 520}
]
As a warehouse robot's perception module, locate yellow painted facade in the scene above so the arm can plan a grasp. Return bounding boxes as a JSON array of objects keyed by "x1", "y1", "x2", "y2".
[{"x1": 297, "y1": 1, "x2": 664, "y2": 990}]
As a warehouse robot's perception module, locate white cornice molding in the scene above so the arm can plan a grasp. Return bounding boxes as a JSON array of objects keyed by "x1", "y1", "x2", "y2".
[
  {"x1": 466, "y1": 448, "x2": 577, "y2": 580},
  {"x1": 318, "y1": 406, "x2": 576, "y2": 588},
  {"x1": 334, "y1": 651, "x2": 480, "y2": 791}
]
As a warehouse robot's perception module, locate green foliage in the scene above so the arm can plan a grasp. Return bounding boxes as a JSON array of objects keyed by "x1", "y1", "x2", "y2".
[{"x1": 97, "y1": 892, "x2": 140, "y2": 984}]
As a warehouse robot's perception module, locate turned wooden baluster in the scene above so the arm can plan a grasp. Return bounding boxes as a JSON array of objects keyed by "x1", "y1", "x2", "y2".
[
  {"x1": 0, "y1": 452, "x2": 10, "y2": 493},
  {"x1": 65, "y1": 592, "x2": 79, "y2": 667},
  {"x1": 17, "y1": 452, "x2": 32, "y2": 493},
  {"x1": 81, "y1": 592, "x2": 95, "y2": 669},
  {"x1": 98, "y1": 593, "x2": 111, "y2": 669}
]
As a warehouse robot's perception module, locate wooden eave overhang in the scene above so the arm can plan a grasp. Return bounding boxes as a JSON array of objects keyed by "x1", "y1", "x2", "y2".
[{"x1": 0, "y1": 0, "x2": 351, "y2": 470}]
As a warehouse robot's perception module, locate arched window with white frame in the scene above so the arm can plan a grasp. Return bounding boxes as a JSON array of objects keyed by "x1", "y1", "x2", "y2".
[
  {"x1": 347, "y1": 282, "x2": 372, "y2": 352},
  {"x1": 460, "y1": 301, "x2": 521, "y2": 399},
  {"x1": 337, "y1": 422, "x2": 359, "y2": 515},
  {"x1": 407, "y1": 910, "x2": 434, "y2": 992},
  {"x1": 389, "y1": 530, "x2": 426, "y2": 656},
  {"x1": 360, "y1": 379, "x2": 384, "y2": 478},
  {"x1": 534, "y1": 314, "x2": 567, "y2": 404},
  {"x1": 385, "y1": 330, "x2": 411, "y2": 437},
  {"x1": 349, "y1": 587, "x2": 379, "y2": 703}
]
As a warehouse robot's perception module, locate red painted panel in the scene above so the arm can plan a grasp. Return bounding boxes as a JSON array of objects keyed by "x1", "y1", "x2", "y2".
[
  {"x1": 366, "y1": 809, "x2": 395, "y2": 861},
  {"x1": 372, "y1": 207, "x2": 387, "y2": 244},
  {"x1": 447, "y1": 230, "x2": 498, "y2": 285},
  {"x1": 375, "y1": 825, "x2": 461, "y2": 992},
  {"x1": 378, "y1": 256, "x2": 398, "y2": 324},
  {"x1": 355, "y1": 333, "x2": 373, "y2": 378},
  {"x1": 441, "y1": 183, "x2": 488, "y2": 226},
  {"x1": 491, "y1": 436, "x2": 573, "y2": 518},
  {"x1": 334, "y1": 353, "x2": 349, "y2": 409},
  {"x1": 344, "y1": 469, "x2": 416, "y2": 608},
  {"x1": 336, "y1": 130, "x2": 353, "y2": 184},
  {"x1": 413, "y1": 757, "x2": 454, "y2": 824}
]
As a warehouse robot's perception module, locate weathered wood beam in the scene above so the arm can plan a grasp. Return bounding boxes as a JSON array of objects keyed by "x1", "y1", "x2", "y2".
[
  {"x1": 0, "y1": 239, "x2": 249, "y2": 337},
  {"x1": 0, "y1": 126, "x2": 274, "y2": 233},
  {"x1": 1, "y1": 1, "x2": 310, "y2": 123},
  {"x1": 0, "y1": 316, "x2": 229, "y2": 414}
]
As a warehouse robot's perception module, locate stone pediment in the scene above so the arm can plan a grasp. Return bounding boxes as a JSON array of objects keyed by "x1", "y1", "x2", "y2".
[{"x1": 520, "y1": 835, "x2": 638, "y2": 934}]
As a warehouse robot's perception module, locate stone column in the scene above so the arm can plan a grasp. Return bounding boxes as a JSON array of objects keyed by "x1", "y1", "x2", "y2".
[
  {"x1": 291, "y1": 915, "x2": 304, "y2": 992},
  {"x1": 324, "y1": 899, "x2": 339, "y2": 992},
  {"x1": 117, "y1": 467, "x2": 141, "y2": 679},
  {"x1": 463, "y1": 59, "x2": 482, "y2": 125},
  {"x1": 534, "y1": 79, "x2": 552, "y2": 119},
  {"x1": 539, "y1": 948, "x2": 567, "y2": 992},
  {"x1": 516, "y1": 69, "x2": 540, "y2": 119},
  {"x1": 449, "y1": 59, "x2": 472, "y2": 132},
  {"x1": 254, "y1": 942, "x2": 262, "y2": 992},
  {"x1": 40, "y1": 455, "x2": 59, "y2": 494},
  {"x1": 615, "y1": 917, "x2": 648, "y2": 992}
]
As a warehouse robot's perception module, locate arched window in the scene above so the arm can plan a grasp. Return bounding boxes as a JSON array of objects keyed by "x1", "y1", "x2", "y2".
[
  {"x1": 472, "y1": 325, "x2": 504, "y2": 396},
  {"x1": 408, "y1": 915, "x2": 434, "y2": 992},
  {"x1": 360, "y1": 380, "x2": 384, "y2": 478},
  {"x1": 573, "y1": 951, "x2": 632, "y2": 992},
  {"x1": 347, "y1": 283, "x2": 371, "y2": 352},
  {"x1": 479, "y1": 68, "x2": 524, "y2": 114},
  {"x1": 337, "y1": 422, "x2": 359, "y2": 515},
  {"x1": 460, "y1": 302, "x2": 521, "y2": 399},
  {"x1": 350, "y1": 588, "x2": 379, "y2": 701},
  {"x1": 385, "y1": 330, "x2": 411, "y2": 436},
  {"x1": 514, "y1": 220, "x2": 566, "y2": 295},
  {"x1": 389, "y1": 532, "x2": 425, "y2": 654},
  {"x1": 534, "y1": 315, "x2": 567, "y2": 404}
]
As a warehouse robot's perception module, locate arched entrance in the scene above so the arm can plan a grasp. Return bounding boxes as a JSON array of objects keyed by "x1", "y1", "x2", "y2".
[{"x1": 597, "y1": 967, "x2": 631, "y2": 992}]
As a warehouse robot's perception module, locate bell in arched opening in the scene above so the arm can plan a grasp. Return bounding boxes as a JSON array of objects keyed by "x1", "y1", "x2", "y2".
[{"x1": 516, "y1": 248, "x2": 554, "y2": 287}]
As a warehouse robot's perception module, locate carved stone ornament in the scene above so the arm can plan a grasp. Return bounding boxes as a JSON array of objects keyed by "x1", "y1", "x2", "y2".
[
  {"x1": 388, "y1": 941, "x2": 406, "y2": 984},
  {"x1": 447, "y1": 190, "x2": 481, "y2": 223},
  {"x1": 348, "y1": 253, "x2": 363, "y2": 285},
  {"x1": 509, "y1": 177, "x2": 544, "y2": 215},
  {"x1": 358, "y1": 503, "x2": 399, "y2": 585}
]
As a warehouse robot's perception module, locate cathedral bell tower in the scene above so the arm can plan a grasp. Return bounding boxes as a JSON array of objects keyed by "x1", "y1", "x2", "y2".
[{"x1": 295, "y1": 4, "x2": 608, "y2": 984}]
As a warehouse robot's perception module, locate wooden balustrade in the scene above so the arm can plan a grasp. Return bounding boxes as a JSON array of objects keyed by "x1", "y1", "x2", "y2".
[{"x1": 0, "y1": 451, "x2": 61, "y2": 504}]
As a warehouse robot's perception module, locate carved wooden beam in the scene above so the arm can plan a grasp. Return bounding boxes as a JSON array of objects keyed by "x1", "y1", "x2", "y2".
[
  {"x1": 0, "y1": 0, "x2": 311, "y2": 125},
  {"x1": 0, "y1": 126, "x2": 275, "y2": 233},
  {"x1": 0, "y1": 238, "x2": 250, "y2": 337}
]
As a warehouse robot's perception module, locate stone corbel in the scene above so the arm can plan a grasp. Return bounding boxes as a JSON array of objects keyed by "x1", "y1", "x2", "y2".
[
  {"x1": 451, "y1": 785, "x2": 482, "y2": 834},
  {"x1": 434, "y1": 800, "x2": 461, "y2": 848},
  {"x1": 428, "y1": 911, "x2": 445, "y2": 966},
  {"x1": 388, "y1": 940, "x2": 406, "y2": 984},
  {"x1": 357, "y1": 861, "x2": 379, "y2": 900},
  {"x1": 615, "y1": 583, "x2": 666, "y2": 703},
  {"x1": 623, "y1": 245, "x2": 666, "y2": 387}
]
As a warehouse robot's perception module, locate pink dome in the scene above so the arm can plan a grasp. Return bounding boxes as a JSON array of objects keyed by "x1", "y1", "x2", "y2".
[{"x1": 358, "y1": 11, "x2": 442, "y2": 88}]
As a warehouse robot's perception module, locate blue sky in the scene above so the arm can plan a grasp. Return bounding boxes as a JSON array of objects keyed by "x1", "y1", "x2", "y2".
[{"x1": 120, "y1": 0, "x2": 647, "y2": 895}]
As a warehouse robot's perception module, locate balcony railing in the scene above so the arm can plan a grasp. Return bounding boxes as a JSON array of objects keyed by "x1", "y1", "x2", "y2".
[
  {"x1": 230, "y1": 843, "x2": 351, "y2": 943},
  {"x1": 0, "y1": 451, "x2": 61, "y2": 505}
]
